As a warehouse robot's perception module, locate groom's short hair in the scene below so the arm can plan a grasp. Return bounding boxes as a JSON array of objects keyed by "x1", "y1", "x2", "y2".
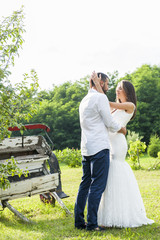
[
  {"x1": 97, "y1": 72, "x2": 109, "y2": 82},
  {"x1": 91, "y1": 72, "x2": 109, "y2": 86}
]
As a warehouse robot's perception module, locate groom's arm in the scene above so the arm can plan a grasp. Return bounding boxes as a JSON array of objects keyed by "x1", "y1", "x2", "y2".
[{"x1": 98, "y1": 94, "x2": 122, "y2": 132}]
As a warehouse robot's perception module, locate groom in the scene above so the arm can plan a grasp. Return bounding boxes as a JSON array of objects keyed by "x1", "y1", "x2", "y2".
[{"x1": 74, "y1": 72, "x2": 126, "y2": 231}]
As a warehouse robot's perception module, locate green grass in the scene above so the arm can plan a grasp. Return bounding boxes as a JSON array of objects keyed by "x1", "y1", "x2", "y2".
[{"x1": 0, "y1": 159, "x2": 160, "y2": 240}]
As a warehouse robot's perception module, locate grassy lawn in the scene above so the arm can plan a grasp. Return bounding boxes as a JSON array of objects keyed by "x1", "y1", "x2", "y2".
[{"x1": 0, "y1": 157, "x2": 160, "y2": 240}]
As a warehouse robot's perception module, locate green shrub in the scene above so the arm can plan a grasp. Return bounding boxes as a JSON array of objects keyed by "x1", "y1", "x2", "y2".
[
  {"x1": 54, "y1": 148, "x2": 82, "y2": 168},
  {"x1": 126, "y1": 130, "x2": 143, "y2": 148},
  {"x1": 147, "y1": 135, "x2": 160, "y2": 158},
  {"x1": 128, "y1": 140, "x2": 147, "y2": 169}
]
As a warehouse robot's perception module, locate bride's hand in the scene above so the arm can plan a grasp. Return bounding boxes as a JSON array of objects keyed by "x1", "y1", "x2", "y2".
[
  {"x1": 91, "y1": 71, "x2": 101, "y2": 86},
  {"x1": 91, "y1": 71, "x2": 104, "y2": 93},
  {"x1": 89, "y1": 71, "x2": 99, "y2": 88},
  {"x1": 118, "y1": 127, "x2": 127, "y2": 136}
]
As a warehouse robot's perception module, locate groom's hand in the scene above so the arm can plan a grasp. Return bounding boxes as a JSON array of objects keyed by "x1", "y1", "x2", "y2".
[{"x1": 118, "y1": 127, "x2": 127, "y2": 136}]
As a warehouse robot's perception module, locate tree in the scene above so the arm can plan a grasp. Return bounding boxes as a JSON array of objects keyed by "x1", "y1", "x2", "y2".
[
  {"x1": 0, "y1": 7, "x2": 40, "y2": 190},
  {"x1": 0, "y1": 7, "x2": 39, "y2": 140}
]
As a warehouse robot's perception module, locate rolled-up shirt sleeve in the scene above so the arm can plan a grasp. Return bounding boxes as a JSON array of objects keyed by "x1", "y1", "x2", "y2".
[{"x1": 98, "y1": 94, "x2": 121, "y2": 132}]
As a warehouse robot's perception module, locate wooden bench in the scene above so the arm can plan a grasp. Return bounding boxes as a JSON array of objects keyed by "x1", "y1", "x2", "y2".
[{"x1": 0, "y1": 133, "x2": 71, "y2": 222}]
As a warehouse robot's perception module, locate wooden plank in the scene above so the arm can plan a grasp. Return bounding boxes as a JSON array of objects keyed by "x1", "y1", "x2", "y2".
[
  {"x1": 15, "y1": 158, "x2": 49, "y2": 172},
  {"x1": 0, "y1": 156, "x2": 49, "y2": 174},
  {"x1": 50, "y1": 192, "x2": 72, "y2": 215},
  {"x1": 0, "y1": 147, "x2": 39, "y2": 158},
  {"x1": 14, "y1": 154, "x2": 49, "y2": 161},
  {"x1": 0, "y1": 136, "x2": 50, "y2": 161},
  {"x1": 2, "y1": 201, "x2": 31, "y2": 223},
  {"x1": 0, "y1": 136, "x2": 40, "y2": 149},
  {"x1": 0, "y1": 155, "x2": 49, "y2": 163},
  {"x1": 0, "y1": 173, "x2": 59, "y2": 201},
  {"x1": 0, "y1": 150, "x2": 43, "y2": 157}
]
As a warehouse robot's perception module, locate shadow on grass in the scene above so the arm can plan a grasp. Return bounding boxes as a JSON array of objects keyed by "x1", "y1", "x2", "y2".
[
  {"x1": 33, "y1": 220, "x2": 160, "y2": 240},
  {"x1": 1, "y1": 211, "x2": 160, "y2": 240}
]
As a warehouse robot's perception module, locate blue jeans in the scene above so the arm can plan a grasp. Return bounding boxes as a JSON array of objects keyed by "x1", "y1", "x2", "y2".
[{"x1": 74, "y1": 149, "x2": 110, "y2": 230}]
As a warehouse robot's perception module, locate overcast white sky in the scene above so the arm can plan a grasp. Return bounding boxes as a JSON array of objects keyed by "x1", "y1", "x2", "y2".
[{"x1": 1, "y1": 0, "x2": 160, "y2": 90}]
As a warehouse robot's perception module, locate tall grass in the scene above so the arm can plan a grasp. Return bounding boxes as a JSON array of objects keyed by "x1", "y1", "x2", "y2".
[{"x1": 0, "y1": 158, "x2": 160, "y2": 240}]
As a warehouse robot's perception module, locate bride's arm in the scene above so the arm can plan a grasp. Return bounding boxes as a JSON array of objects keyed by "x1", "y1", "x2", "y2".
[{"x1": 109, "y1": 101, "x2": 135, "y2": 113}]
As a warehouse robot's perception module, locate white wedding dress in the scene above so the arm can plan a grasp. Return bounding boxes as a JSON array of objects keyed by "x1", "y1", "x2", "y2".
[{"x1": 98, "y1": 109, "x2": 154, "y2": 228}]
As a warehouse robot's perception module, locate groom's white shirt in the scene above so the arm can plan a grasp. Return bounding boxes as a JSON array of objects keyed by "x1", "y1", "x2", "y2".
[{"x1": 79, "y1": 88, "x2": 121, "y2": 156}]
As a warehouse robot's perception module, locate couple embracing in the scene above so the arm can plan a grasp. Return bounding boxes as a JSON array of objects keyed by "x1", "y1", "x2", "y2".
[{"x1": 74, "y1": 71, "x2": 154, "y2": 231}]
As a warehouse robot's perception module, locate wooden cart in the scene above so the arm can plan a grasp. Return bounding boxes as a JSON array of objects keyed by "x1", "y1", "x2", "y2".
[{"x1": 0, "y1": 124, "x2": 71, "y2": 223}]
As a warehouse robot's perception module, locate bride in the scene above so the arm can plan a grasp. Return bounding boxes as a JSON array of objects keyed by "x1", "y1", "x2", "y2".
[{"x1": 91, "y1": 72, "x2": 154, "y2": 228}]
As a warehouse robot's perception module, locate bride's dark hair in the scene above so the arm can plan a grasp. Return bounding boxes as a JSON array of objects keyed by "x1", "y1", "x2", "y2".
[{"x1": 118, "y1": 80, "x2": 137, "y2": 120}]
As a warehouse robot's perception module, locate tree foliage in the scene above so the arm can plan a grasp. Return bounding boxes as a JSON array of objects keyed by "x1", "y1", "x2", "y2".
[
  {"x1": 0, "y1": 7, "x2": 39, "y2": 140},
  {"x1": 0, "y1": 7, "x2": 40, "y2": 190},
  {"x1": 0, "y1": 7, "x2": 24, "y2": 76}
]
